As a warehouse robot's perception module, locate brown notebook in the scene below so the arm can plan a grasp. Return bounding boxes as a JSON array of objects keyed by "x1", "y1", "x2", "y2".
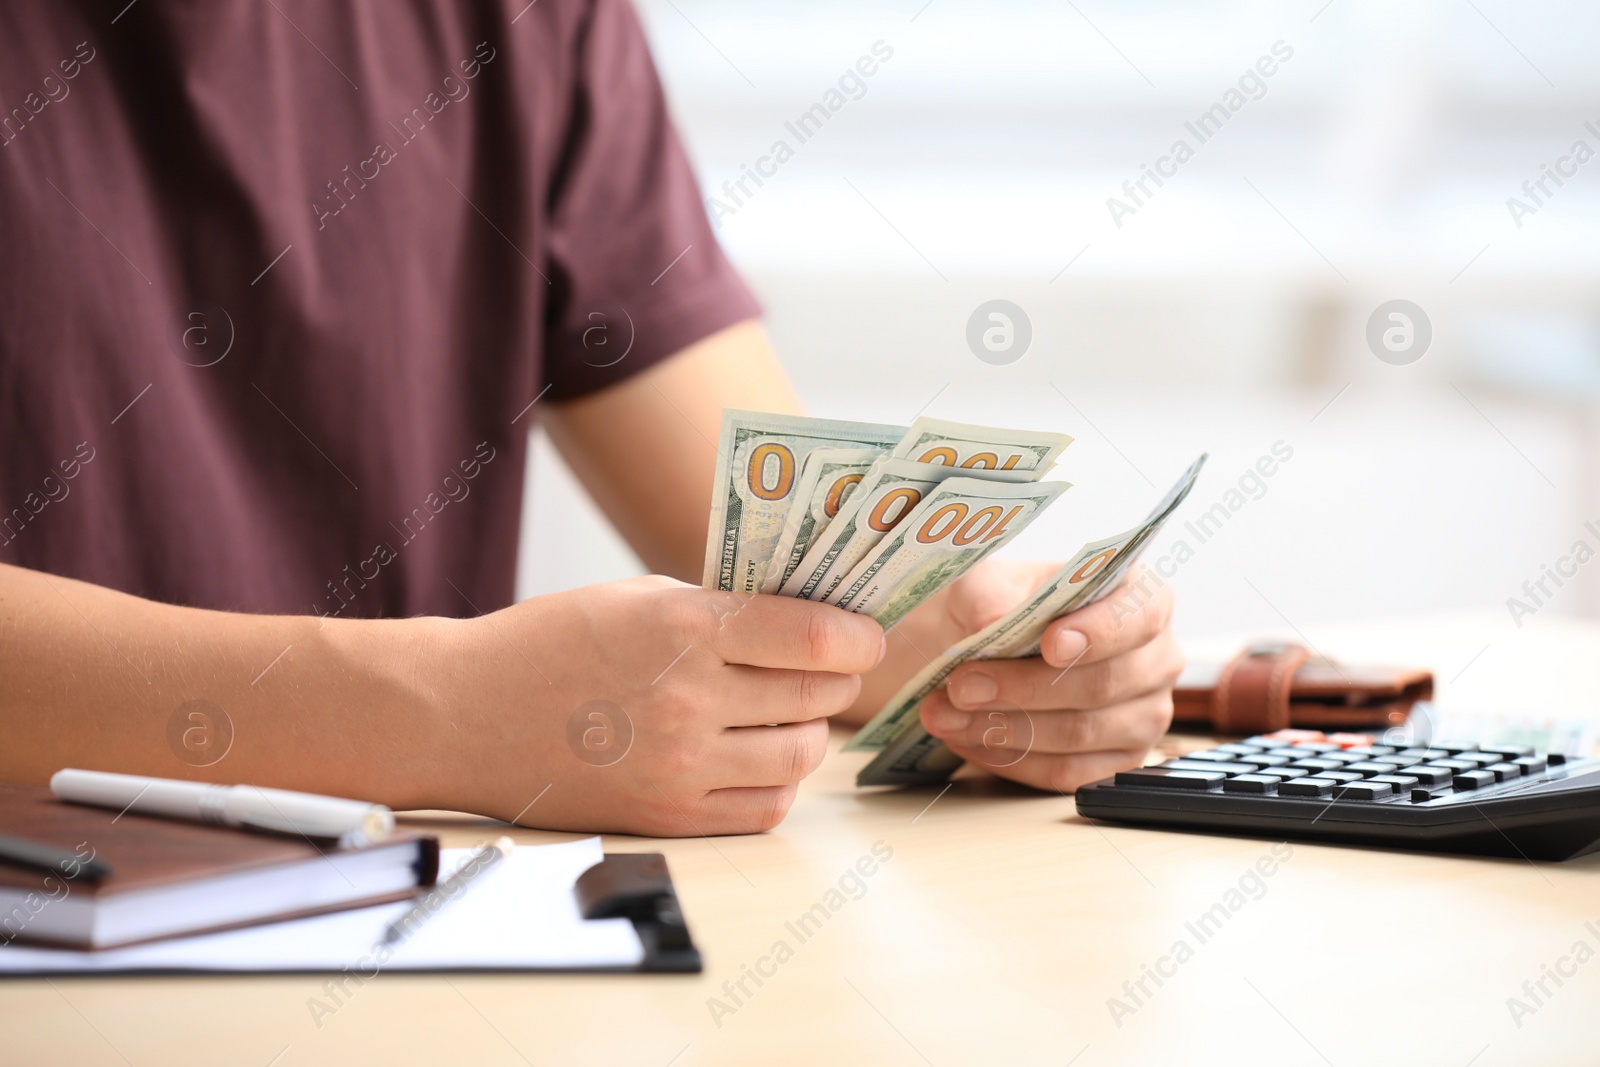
[{"x1": 0, "y1": 782, "x2": 440, "y2": 950}]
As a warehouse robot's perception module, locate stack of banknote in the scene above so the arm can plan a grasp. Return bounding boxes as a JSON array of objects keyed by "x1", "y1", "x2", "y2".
[{"x1": 701, "y1": 410, "x2": 1205, "y2": 787}]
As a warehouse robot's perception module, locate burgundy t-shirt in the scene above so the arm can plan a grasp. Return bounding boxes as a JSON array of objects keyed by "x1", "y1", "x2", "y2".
[{"x1": 0, "y1": 0, "x2": 757, "y2": 618}]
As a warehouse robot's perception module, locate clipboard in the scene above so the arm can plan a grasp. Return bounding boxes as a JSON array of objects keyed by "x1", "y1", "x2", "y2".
[
  {"x1": 574, "y1": 852, "x2": 701, "y2": 973},
  {"x1": 0, "y1": 839, "x2": 702, "y2": 976}
]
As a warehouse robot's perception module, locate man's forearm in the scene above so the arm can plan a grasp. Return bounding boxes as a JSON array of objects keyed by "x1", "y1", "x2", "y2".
[
  {"x1": 0, "y1": 559, "x2": 894, "y2": 835},
  {"x1": 0, "y1": 562, "x2": 453, "y2": 806}
]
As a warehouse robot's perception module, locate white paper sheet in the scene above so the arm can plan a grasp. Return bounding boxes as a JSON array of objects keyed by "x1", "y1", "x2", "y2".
[{"x1": 0, "y1": 837, "x2": 644, "y2": 974}]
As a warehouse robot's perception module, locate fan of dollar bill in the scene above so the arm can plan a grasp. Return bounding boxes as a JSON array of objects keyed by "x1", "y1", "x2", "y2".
[{"x1": 702, "y1": 410, "x2": 1206, "y2": 788}]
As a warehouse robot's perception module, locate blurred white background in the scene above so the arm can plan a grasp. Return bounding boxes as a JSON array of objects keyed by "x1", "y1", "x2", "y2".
[{"x1": 518, "y1": 0, "x2": 1600, "y2": 656}]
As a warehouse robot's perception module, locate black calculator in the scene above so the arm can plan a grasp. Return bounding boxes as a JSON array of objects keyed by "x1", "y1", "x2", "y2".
[{"x1": 1074, "y1": 729, "x2": 1600, "y2": 861}]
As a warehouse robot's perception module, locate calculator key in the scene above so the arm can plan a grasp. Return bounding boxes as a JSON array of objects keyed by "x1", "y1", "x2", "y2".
[
  {"x1": 1340, "y1": 745, "x2": 1396, "y2": 758},
  {"x1": 1439, "y1": 743, "x2": 1479, "y2": 754},
  {"x1": 1398, "y1": 749, "x2": 1451, "y2": 760},
  {"x1": 1430, "y1": 758, "x2": 1480, "y2": 772},
  {"x1": 1178, "y1": 750, "x2": 1249, "y2": 764},
  {"x1": 1411, "y1": 788, "x2": 1440, "y2": 802},
  {"x1": 1217, "y1": 743, "x2": 1269, "y2": 756},
  {"x1": 1289, "y1": 758, "x2": 1343, "y2": 772},
  {"x1": 1279, "y1": 778, "x2": 1336, "y2": 797},
  {"x1": 1326, "y1": 733, "x2": 1377, "y2": 748},
  {"x1": 1240, "y1": 754, "x2": 1292, "y2": 768},
  {"x1": 1321, "y1": 771, "x2": 1364, "y2": 784},
  {"x1": 1406, "y1": 766, "x2": 1456, "y2": 788},
  {"x1": 1513, "y1": 756, "x2": 1549, "y2": 775},
  {"x1": 1267, "y1": 766, "x2": 1309, "y2": 778},
  {"x1": 1374, "y1": 755, "x2": 1422, "y2": 768},
  {"x1": 1480, "y1": 744, "x2": 1535, "y2": 758},
  {"x1": 1162, "y1": 760, "x2": 1259, "y2": 775},
  {"x1": 1369, "y1": 774, "x2": 1420, "y2": 791},
  {"x1": 1334, "y1": 782, "x2": 1393, "y2": 800},
  {"x1": 1115, "y1": 768, "x2": 1226, "y2": 789},
  {"x1": 1292, "y1": 742, "x2": 1341, "y2": 754},
  {"x1": 1451, "y1": 752, "x2": 1501, "y2": 767},
  {"x1": 1483, "y1": 762, "x2": 1523, "y2": 782},
  {"x1": 1223, "y1": 774, "x2": 1284, "y2": 794},
  {"x1": 1341, "y1": 762, "x2": 1395, "y2": 776},
  {"x1": 1452, "y1": 770, "x2": 1498, "y2": 790},
  {"x1": 1268, "y1": 748, "x2": 1311, "y2": 759},
  {"x1": 1549, "y1": 753, "x2": 1570, "y2": 765}
]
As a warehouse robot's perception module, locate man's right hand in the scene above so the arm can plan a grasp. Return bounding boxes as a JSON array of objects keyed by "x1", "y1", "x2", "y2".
[{"x1": 421, "y1": 576, "x2": 885, "y2": 836}]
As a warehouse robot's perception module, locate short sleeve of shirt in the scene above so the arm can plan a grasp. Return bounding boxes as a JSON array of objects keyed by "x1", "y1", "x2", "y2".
[{"x1": 540, "y1": 0, "x2": 760, "y2": 401}]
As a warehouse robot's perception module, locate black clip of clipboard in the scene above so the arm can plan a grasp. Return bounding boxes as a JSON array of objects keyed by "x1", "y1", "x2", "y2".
[{"x1": 574, "y1": 853, "x2": 701, "y2": 973}]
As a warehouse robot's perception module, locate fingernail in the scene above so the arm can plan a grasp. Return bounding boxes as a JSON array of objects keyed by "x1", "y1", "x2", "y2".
[
  {"x1": 926, "y1": 706, "x2": 972, "y2": 734},
  {"x1": 1053, "y1": 629, "x2": 1088, "y2": 665},
  {"x1": 878, "y1": 631, "x2": 888, "y2": 664},
  {"x1": 950, "y1": 672, "x2": 998, "y2": 707}
]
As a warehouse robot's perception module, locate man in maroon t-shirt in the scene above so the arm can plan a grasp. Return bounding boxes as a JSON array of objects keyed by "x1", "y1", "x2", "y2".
[{"x1": 0, "y1": 1, "x2": 1181, "y2": 834}]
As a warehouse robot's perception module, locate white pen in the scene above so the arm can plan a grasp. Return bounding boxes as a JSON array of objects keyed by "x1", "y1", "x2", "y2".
[{"x1": 49, "y1": 769, "x2": 395, "y2": 848}]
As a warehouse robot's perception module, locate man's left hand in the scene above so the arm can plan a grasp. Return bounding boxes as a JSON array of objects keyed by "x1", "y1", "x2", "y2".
[{"x1": 909, "y1": 558, "x2": 1183, "y2": 791}]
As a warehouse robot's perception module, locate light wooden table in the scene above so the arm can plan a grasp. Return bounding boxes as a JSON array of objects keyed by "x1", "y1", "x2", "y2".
[{"x1": 4, "y1": 612, "x2": 1599, "y2": 1066}]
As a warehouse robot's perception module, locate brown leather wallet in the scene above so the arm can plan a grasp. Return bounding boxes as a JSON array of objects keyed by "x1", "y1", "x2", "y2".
[{"x1": 1172, "y1": 642, "x2": 1433, "y2": 735}]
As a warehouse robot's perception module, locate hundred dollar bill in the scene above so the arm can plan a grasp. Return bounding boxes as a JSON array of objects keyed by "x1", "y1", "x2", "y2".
[
  {"x1": 891, "y1": 417, "x2": 1072, "y2": 474},
  {"x1": 702, "y1": 411, "x2": 904, "y2": 593},
  {"x1": 975, "y1": 453, "x2": 1205, "y2": 659},
  {"x1": 829, "y1": 477, "x2": 1071, "y2": 629},
  {"x1": 845, "y1": 531, "x2": 1145, "y2": 753},
  {"x1": 779, "y1": 459, "x2": 1035, "y2": 603},
  {"x1": 853, "y1": 455, "x2": 1207, "y2": 785},
  {"x1": 759, "y1": 448, "x2": 881, "y2": 595},
  {"x1": 854, "y1": 715, "x2": 969, "y2": 787}
]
